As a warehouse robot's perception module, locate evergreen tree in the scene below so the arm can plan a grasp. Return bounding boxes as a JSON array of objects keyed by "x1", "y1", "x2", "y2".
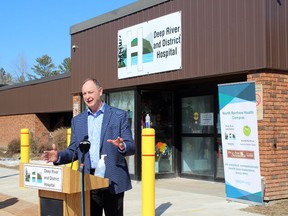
[
  {"x1": 118, "y1": 35, "x2": 125, "y2": 68},
  {"x1": 29, "y1": 54, "x2": 60, "y2": 79},
  {"x1": 58, "y1": 57, "x2": 71, "y2": 73},
  {"x1": 0, "y1": 67, "x2": 13, "y2": 85}
]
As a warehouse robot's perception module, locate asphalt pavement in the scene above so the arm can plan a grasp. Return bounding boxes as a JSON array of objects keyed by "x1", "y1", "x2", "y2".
[{"x1": 0, "y1": 165, "x2": 262, "y2": 216}]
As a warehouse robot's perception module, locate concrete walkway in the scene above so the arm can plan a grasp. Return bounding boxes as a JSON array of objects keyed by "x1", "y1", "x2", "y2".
[{"x1": 0, "y1": 166, "x2": 262, "y2": 216}]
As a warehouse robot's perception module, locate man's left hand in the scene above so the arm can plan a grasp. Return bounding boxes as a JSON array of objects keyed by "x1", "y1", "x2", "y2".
[{"x1": 107, "y1": 137, "x2": 125, "y2": 150}]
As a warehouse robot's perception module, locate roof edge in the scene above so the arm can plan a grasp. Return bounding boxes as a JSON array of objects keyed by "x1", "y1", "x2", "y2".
[
  {"x1": 0, "y1": 73, "x2": 71, "y2": 91},
  {"x1": 70, "y1": 0, "x2": 169, "y2": 35}
]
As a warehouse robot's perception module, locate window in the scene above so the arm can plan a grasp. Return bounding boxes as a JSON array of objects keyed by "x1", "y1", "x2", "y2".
[
  {"x1": 181, "y1": 96, "x2": 214, "y2": 134},
  {"x1": 109, "y1": 90, "x2": 135, "y2": 175}
]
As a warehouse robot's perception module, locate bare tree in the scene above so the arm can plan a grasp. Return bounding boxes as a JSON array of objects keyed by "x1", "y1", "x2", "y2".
[{"x1": 12, "y1": 54, "x2": 30, "y2": 83}]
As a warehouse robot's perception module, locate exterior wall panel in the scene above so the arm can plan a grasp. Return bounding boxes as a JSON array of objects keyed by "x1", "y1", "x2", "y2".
[
  {"x1": 0, "y1": 76, "x2": 72, "y2": 116},
  {"x1": 266, "y1": 0, "x2": 288, "y2": 69},
  {"x1": 70, "y1": 0, "x2": 270, "y2": 92}
]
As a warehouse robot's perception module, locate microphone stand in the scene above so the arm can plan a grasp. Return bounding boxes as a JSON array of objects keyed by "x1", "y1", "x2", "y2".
[
  {"x1": 79, "y1": 139, "x2": 90, "y2": 216},
  {"x1": 80, "y1": 154, "x2": 86, "y2": 216}
]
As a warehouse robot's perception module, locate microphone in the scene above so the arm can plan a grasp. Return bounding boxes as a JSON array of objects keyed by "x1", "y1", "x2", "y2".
[
  {"x1": 79, "y1": 136, "x2": 90, "y2": 165},
  {"x1": 79, "y1": 136, "x2": 90, "y2": 153}
]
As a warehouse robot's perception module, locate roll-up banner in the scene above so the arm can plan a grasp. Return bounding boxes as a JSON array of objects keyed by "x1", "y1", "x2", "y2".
[{"x1": 218, "y1": 81, "x2": 263, "y2": 205}]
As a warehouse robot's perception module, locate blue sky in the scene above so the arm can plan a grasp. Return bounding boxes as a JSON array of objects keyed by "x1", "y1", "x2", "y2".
[{"x1": 0, "y1": 0, "x2": 137, "y2": 76}]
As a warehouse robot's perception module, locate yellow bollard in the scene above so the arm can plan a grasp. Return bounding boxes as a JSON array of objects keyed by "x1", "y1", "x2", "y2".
[
  {"x1": 20, "y1": 128, "x2": 30, "y2": 163},
  {"x1": 142, "y1": 128, "x2": 155, "y2": 216},
  {"x1": 66, "y1": 128, "x2": 78, "y2": 170},
  {"x1": 67, "y1": 128, "x2": 71, "y2": 145}
]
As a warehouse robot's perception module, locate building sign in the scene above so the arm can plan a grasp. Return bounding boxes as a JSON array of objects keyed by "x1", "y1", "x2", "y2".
[
  {"x1": 23, "y1": 164, "x2": 63, "y2": 192},
  {"x1": 117, "y1": 11, "x2": 182, "y2": 79},
  {"x1": 218, "y1": 81, "x2": 263, "y2": 205}
]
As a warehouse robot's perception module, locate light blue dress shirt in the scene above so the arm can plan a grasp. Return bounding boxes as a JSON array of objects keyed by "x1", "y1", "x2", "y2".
[{"x1": 88, "y1": 102, "x2": 105, "y2": 169}]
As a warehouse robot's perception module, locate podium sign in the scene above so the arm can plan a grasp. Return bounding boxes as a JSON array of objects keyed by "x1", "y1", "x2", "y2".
[
  {"x1": 23, "y1": 164, "x2": 63, "y2": 192},
  {"x1": 19, "y1": 163, "x2": 109, "y2": 216}
]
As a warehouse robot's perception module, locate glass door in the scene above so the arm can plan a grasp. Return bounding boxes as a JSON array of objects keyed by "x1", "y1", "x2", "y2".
[
  {"x1": 181, "y1": 95, "x2": 215, "y2": 178},
  {"x1": 141, "y1": 91, "x2": 173, "y2": 174}
]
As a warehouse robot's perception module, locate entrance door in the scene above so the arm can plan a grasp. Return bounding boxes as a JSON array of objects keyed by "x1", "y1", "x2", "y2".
[
  {"x1": 180, "y1": 95, "x2": 216, "y2": 178},
  {"x1": 141, "y1": 91, "x2": 174, "y2": 175}
]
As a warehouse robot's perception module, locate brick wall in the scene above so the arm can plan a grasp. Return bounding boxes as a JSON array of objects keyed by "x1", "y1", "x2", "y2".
[
  {"x1": 248, "y1": 72, "x2": 288, "y2": 201},
  {"x1": 0, "y1": 114, "x2": 49, "y2": 148}
]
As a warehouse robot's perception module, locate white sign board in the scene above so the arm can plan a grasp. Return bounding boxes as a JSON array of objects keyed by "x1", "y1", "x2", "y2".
[
  {"x1": 117, "y1": 11, "x2": 182, "y2": 79},
  {"x1": 200, "y1": 112, "x2": 214, "y2": 126},
  {"x1": 23, "y1": 164, "x2": 63, "y2": 192}
]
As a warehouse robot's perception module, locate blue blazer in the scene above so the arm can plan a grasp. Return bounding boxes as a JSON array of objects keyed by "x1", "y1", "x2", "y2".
[{"x1": 57, "y1": 104, "x2": 136, "y2": 194}]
